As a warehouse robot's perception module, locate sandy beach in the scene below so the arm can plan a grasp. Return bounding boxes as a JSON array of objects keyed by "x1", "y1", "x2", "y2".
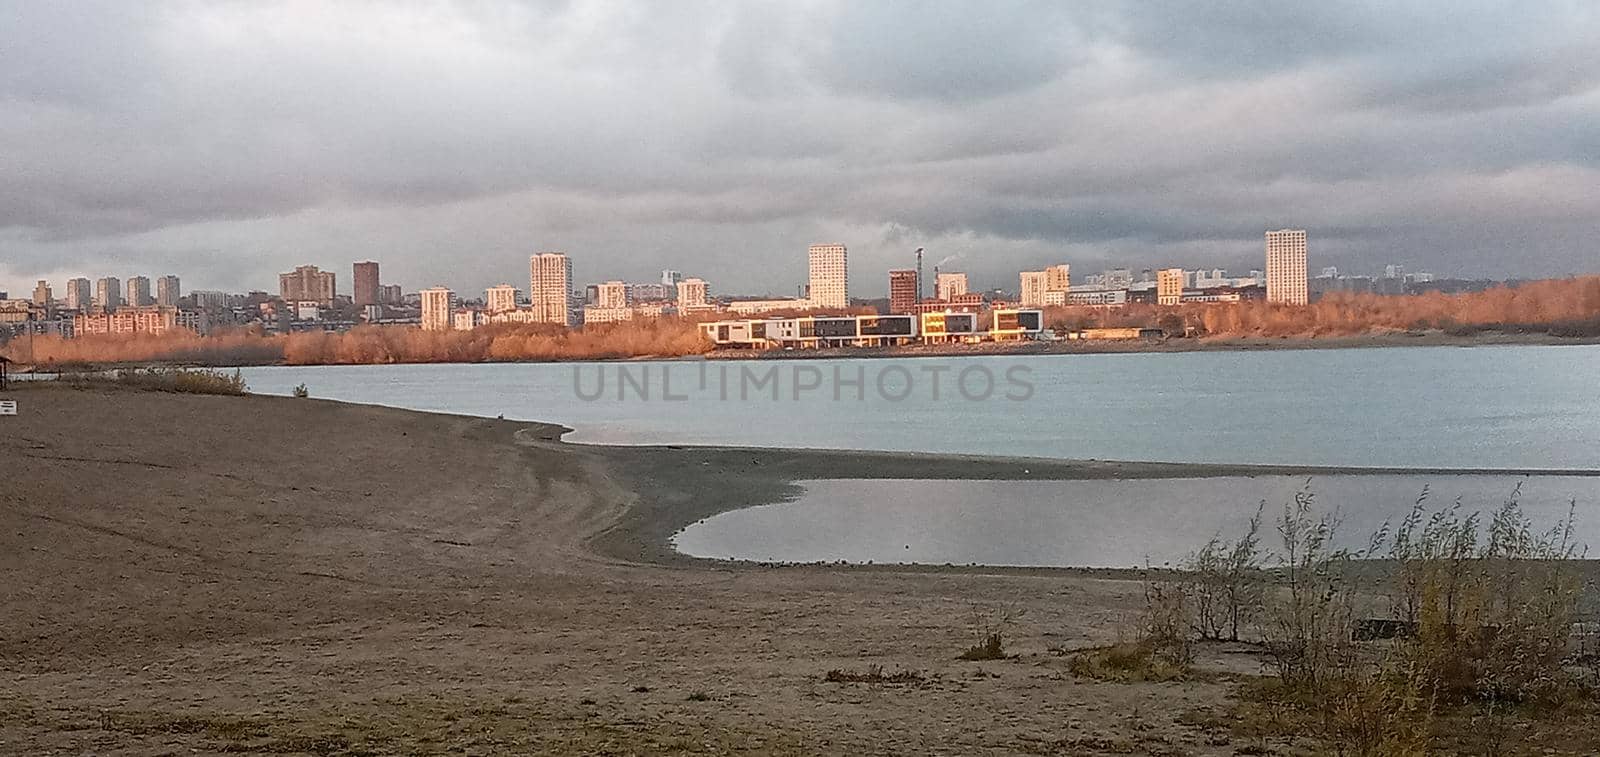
[{"x1": 4, "y1": 387, "x2": 1598, "y2": 755}]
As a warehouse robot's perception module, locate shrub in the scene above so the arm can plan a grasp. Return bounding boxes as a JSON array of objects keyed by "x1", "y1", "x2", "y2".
[
  {"x1": 1183, "y1": 502, "x2": 1266, "y2": 642},
  {"x1": 958, "y1": 633, "x2": 1006, "y2": 661},
  {"x1": 60, "y1": 367, "x2": 248, "y2": 396}
]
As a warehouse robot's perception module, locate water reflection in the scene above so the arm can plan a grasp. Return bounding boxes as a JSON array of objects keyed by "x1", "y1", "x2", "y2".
[{"x1": 672, "y1": 476, "x2": 1600, "y2": 568}]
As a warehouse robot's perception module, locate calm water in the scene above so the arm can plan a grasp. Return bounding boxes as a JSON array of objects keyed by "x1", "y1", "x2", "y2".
[
  {"x1": 672, "y1": 476, "x2": 1600, "y2": 569},
  {"x1": 238, "y1": 345, "x2": 1600, "y2": 469}
]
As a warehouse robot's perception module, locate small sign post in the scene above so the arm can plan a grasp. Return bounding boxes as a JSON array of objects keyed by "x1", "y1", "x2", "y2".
[{"x1": 0, "y1": 400, "x2": 16, "y2": 416}]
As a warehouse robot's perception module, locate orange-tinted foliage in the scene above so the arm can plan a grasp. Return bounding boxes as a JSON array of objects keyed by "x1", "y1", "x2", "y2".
[
  {"x1": 4, "y1": 320, "x2": 710, "y2": 367},
  {"x1": 1044, "y1": 276, "x2": 1600, "y2": 338},
  {"x1": 5, "y1": 278, "x2": 1598, "y2": 366}
]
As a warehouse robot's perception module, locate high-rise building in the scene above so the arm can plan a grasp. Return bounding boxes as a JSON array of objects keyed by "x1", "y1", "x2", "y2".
[
  {"x1": 1045, "y1": 264, "x2": 1071, "y2": 293},
  {"x1": 419, "y1": 287, "x2": 454, "y2": 331},
  {"x1": 95, "y1": 277, "x2": 122, "y2": 311},
  {"x1": 379, "y1": 284, "x2": 403, "y2": 305},
  {"x1": 677, "y1": 278, "x2": 709, "y2": 309},
  {"x1": 279, "y1": 265, "x2": 337, "y2": 305},
  {"x1": 32, "y1": 280, "x2": 52, "y2": 307},
  {"x1": 888, "y1": 269, "x2": 918, "y2": 314},
  {"x1": 126, "y1": 276, "x2": 152, "y2": 306},
  {"x1": 529, "y1": 252, "x2": 573, "y2": 326},
  {"x1": 191, "y1": 290, "x2": 229, "y2": 310},
  {"x1": 65, "y1": 278, "x2": 92, "y2": 310},
  {"x1": 353, "y1": 261, "x2": 381, "y2": 307},
  {"x1": 1265, "y1": 229, "x2": 1308, "y2": 305},
  {"x1": 1157, "y1": 268, "x2": 1185, "y2": 305},
  {"x1": 807, "y1": 243, "x2": 848, "y2": 309},
  {"x1": 156, "y1": 275, "x2": 181, "y2": 307},
  {"x1": 1019, "y1": 271, "x2": 1048, "y2": 307},
  {"x1": 596, "y1": 280, "x2": 629, "y2": 309},
  {"x1": 935, "y1": 271, "x2": 969, "y2": 302},
  {"x1": 661, "y1": 270, "x2": 682, "y2": 287},
  {"x1": 485, "y1": 284, "x2": 518, "y2": 313}
]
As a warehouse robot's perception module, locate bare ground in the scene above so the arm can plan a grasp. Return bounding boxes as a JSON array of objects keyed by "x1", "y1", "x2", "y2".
[{"x1": 2, "y1": 386, "x2": 1596, "y2": 755}]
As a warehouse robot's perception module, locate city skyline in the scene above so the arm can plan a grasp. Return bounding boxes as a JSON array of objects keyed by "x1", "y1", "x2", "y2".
[{"x1": 3, "y1": 3, "x2": 1597, "y2": 295}]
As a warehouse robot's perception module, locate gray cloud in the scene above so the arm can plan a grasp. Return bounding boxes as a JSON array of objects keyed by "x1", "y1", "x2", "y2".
[{"x1": 1, "y1": 0, "x2": 1598, "y2": 297}]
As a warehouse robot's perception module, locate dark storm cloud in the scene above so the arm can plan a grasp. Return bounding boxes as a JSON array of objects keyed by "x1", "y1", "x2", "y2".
[{"x1": 1, "y1": 0, "x2": 1597, "y2": 294}]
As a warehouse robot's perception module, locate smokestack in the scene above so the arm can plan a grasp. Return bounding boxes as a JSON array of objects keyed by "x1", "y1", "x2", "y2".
[{"x1": 915, "y1": 247, "x2": 925, "y2": 304}]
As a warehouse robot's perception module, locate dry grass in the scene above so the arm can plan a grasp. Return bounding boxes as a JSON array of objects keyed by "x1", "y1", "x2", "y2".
[
  {"x1": 823, "y1": 665, "x2": 925, "y2": 685},
  {"x1": 57, "y1": 367, "x2": 249, "y2": 395},
  {"x1": 1067, "y1": 642, "x2": 1190, "y2": 683}
]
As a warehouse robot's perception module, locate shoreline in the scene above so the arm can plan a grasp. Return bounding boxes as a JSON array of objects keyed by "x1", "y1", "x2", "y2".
[
  {"x1": 557, "y1": 424, "x2": 1600, "y2": 572},
  {"x1": 9, "y1": 329, "x2": 1598, "y2": 373},
  {"x1": 9, "y1": 387, "x2": 1600, "y2": 753}
]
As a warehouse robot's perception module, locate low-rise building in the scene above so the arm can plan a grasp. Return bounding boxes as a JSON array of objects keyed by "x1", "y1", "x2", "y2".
[{"x1": 73, "y1": 305, "x2": 179, "y2": 335}]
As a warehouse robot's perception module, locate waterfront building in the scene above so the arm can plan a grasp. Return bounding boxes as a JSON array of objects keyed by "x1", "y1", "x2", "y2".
[
  {"x1": 1266, "y1": 229, "x2": 1309, "y2": 305},
  {"x1": 807, "y1": 243, "x2": 848, "y2": 309},
  {"x1": 935, "y1": 271, "x2": 969, "y2": 302},
  {"x1": 95, "y1": 277, "x2": 122, "y2": 311},
  {"x1": 596, "y1": 280, "x2": 629, "y2": 309},
  {"x1": 156, "y1": 275, "x2": 181, "y2": 307},
  {"x1": 582, "y1": 306, "x2": 633, "y2": 324},
  {"x1": 888, "y1": 269, "x2": 918, "y2": 314},
  {"x1": 1045, "y1": 264, "x2": 1070, "y2": 293},
  {"x1": 279, "y1": 265, "x2": 336, "y2": 305},
  {"x1": 353, "y1": 261, "x2": 380, "y2": 307},
  {"x1": 1019, "y1": 271, "x2": 1048, "y2": 307},
  {"x1": 73, "y1": 305, "x2": 178, "y2": 335},
  {"x1": 677, "y1": 278, "x2": 710, "y2": 310},
  {"x1": 65, "y1": 278, "x2": 92, "y2": 310},
  {"x1": 485, "y1": 284, "x2": 518, "y2": 313},
  {"x1": 126, "y1": 276, "x2": 152, "y2": 306},
  {"x1": 419, "y1": 287, "x2": 453, "y2": 331},
  {"x1": 1157, "y1": 268, "x2": 1185, "y2": 305},
  {"x1": 529, "y1": 252, "x2": 573, "y2": 326}
]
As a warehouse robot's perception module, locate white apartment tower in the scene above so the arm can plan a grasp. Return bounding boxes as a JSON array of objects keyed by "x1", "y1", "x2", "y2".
[
  {"x1": 935, "y1": 271, "x2": 969, "y2": 301},
  {"x1": 529, "y1": 252, "x2": 573, "y2": 326},
  {"x1": 596, "y1": 280, "x2": 629, "y2": 310},
  {"x1": 677, "y1": 278, "x2": 709, "y2": 309},
  {"x1": 420, "y1": 287, "x2": 454, "y2": 331},
  {"x1": 1265, "y1": 229, "x2": 1309, "y2": 305},
  {"x1": 1019, "y1": 271, "x2": 1048, "y2": 307},
  {"x1": 1045, "y1": 264, "x2": 1071, "y2": 293},
  {"x1": 1157, "y1": 268, "x2": 1185, "y2": 305},
  {"x1": 485, "y1": 284, "x2": 518, "y2": 314},
  {"x1": 807, "y1": 243, "x2": 848, "y2": 309}
]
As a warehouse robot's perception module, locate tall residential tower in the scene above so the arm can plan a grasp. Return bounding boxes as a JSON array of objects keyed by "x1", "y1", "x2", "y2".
[
  {"x1": 529, "y1": 252, "x2": 573, "y2": 326},
  {"x1": 353, "y1": 261, "x2": 381, "y2": 307},
  {"x1": 807, "y1": 243, "x2": 848, "y2": 309},
  {"x1": 156, "y1": 275, "x2": 181, "y2": 307},
  {"x1": 1265, "y1": 229, "x2": 1309, "y2": 305}
]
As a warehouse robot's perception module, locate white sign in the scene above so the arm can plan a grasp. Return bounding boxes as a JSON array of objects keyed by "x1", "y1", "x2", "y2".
[{"x1": 0, "y1": 400, "x2": 16, "y2": 416}]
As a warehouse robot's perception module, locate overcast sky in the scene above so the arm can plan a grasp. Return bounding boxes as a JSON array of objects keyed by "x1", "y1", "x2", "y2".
[{"x1": 3, "y1": 1, "x2": 1597, "y2": 297}]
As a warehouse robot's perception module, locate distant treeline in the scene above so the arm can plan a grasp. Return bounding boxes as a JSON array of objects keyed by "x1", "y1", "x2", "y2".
[
  {"x1": 1045, "y1": 275, "x2": 1600, "y2": 338},
  {"x1": 4, "y1": 277, "x2": 1598, "y2": 367},
  {"x1": 2, "y1": 320, "x2": 709, "y2": 368}
]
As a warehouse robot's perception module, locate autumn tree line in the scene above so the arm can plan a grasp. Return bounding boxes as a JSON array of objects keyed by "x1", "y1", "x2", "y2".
[
  {"x1": 1044, "y1": 275, "x2": 1600, "y2": 339},
  {"x1": 3, "y1": 276, "x2": 1598, "y2": 367}
]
